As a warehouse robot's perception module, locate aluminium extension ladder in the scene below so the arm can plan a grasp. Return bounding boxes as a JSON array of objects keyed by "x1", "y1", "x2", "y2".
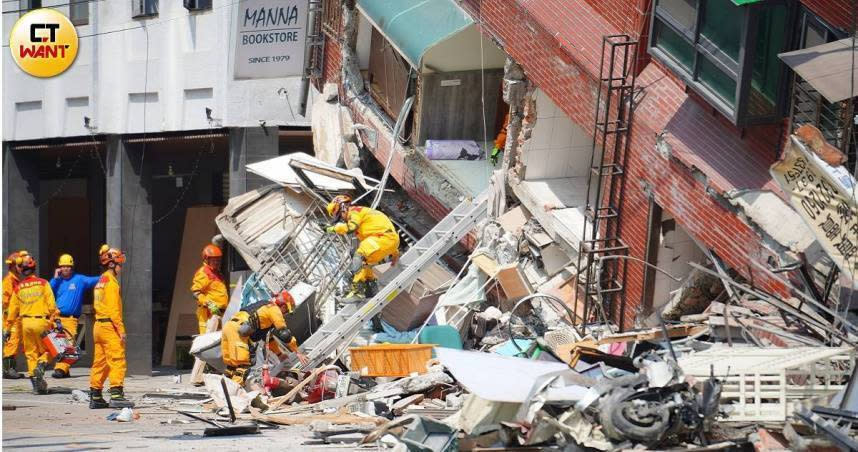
[{"x1": 293, "y1": 189, "x2": 489, "y2": 371}]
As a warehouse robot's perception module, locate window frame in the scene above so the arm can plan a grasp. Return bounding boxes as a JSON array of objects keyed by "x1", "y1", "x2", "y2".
[{"x1": 648, "y1": 0, "x2": 795, "y2": 125}]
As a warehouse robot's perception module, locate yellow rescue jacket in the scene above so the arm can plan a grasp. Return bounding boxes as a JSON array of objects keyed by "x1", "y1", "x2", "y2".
[
  {"x1": 230, "y1": 303, "x2": 298, "y2": 351},
  {"x1": 191, "y1": 264, "x2": 228, "y2": 310},
  {"x1": 5, "y1": 275, "x2": 58, "y2": 329},
  {"x1": 332, "y1": 206, "x2": 397, "y2": 241},
  {"x1": 94, "y1": 270, "x2": 125, "y2": 336}
]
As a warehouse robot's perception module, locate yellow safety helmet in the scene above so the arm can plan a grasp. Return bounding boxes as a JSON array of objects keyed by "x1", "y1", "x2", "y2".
[
  {"x1": 325, "y1": 194, "x2": 352, "y2": 218},
  {"x1": 58, "y1": 254, "x2": 74, "y2": 267}
]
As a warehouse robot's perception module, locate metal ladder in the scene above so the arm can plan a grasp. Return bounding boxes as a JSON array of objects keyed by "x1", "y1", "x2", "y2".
[
  {"x1": 295, "y1": 189, "x2": 489, "y2": 370},
  {"x1": 575, "y1": 35, "x2": 638, "y2": 333}
]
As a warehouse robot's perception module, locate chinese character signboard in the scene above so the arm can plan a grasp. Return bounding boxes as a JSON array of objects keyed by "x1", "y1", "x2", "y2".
[
  {"x1": 233, "y1": 0, "x2": 308, "y2": 79},
  {"x1": 771, "y1": 135, "x2": 858, "y2": 281}
]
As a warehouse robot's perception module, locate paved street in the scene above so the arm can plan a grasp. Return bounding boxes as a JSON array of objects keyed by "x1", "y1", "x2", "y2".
[{"x1": 1, "y1": 368, "x2": 335, "y2": 451}]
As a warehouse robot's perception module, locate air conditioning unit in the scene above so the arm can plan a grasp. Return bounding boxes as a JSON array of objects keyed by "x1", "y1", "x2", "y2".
[
  {"x1": 131, "y1": 0, "x2": 158, "y2": 18},
  {"x1": 184, "y1": 0, "x2": 212, "y2": 11}
]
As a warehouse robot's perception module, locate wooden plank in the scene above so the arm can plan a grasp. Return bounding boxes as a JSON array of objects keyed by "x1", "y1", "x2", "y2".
[
  {"x1": 471, "y1": 253, "x2": 499, "y2": 278},
  {"x1": 189, "y1": 315, "x2": 221, "y2": 385},
  {"x1": 161, "y1": 206, "x2": 222, "y2": 366}
]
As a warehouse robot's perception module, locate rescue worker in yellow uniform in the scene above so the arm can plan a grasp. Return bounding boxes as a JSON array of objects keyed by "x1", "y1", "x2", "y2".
[
  {"x1": 325, "y1": 195, "x2": 400, "y2": 300},
  {"x1": 221, "y1": 290, "x2": 301, "y2": 385},
  {"x1": 191, "y1": 244, "x2": 228, "y2": 335},
  {"x1": 89, "y1": 247, "x2": 133, "y2": 409},
  {"x1": 3, "y1": 251, "x2": 25, "y2": 379},
  {"x1": 4, "y1": 255, "x2": 59, "y2": 394}
]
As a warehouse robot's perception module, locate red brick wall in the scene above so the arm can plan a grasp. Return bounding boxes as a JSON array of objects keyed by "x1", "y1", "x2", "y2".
[
  {"x1": 801, "y1": 0, "x2": 853, "y2": 32},
  {"x1": 462, "y1": 0, "x2": 789, "y2": 328},
  {"x1": 321, "y1": 32, "x2": 342, "y2": 87}
]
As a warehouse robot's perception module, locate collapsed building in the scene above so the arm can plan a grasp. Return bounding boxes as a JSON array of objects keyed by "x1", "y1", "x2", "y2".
[{"x1": 181, "y1": 0, "x2": 858, "y2": 449}]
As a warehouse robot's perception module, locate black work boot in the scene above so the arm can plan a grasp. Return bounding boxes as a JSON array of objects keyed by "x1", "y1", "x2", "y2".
[
  {"x1": 3, "y1": 357, "x2": 21, "y2": 379},
  {"x1": 89, "y1": 388, "x2": 109, "y2": 409},
  {"x1": 32, "y1": 362, "x2": 48, "y2": 394},
  {"x1": 52, "y1": 368, "x2": 69, "y2": 378},
  {"x1": 108, "y1": 386, "x2": 134, "y2": 408}
]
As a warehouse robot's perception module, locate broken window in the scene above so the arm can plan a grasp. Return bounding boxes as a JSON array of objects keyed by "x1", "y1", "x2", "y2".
[
  {"x1": 649, "y1": 0, "x2": 793, "y2": 125},
  {"x1": 367, "y1": 27, "x2": 413, "y2": 121}
]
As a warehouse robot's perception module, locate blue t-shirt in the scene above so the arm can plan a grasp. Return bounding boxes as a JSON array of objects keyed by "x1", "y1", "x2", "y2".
[{"x1": 50, "y1": 273, "x2": 101, "y2": 317}]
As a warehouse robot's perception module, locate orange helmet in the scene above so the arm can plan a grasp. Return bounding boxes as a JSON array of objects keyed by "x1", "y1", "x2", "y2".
[
  {"x1": 325, "y1": 194, "x2": 352, "y2": 218},
  {"x1": 100, "y1": 248, "x2": 126, "y2": 267},
  {"x1": 272, "y1": 290, "x2": 295, "y2": 313},
  {"x1": 202, "y1": 244, "x2": 223, "y2": 260}
]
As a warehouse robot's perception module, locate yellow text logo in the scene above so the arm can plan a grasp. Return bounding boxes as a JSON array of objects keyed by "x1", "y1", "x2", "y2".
[{"x1": 9, "y1": 8, "x2": 79, "y2": 78}]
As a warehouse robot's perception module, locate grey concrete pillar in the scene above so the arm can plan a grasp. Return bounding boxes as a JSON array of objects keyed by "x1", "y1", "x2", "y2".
[
  {"x1": 2, "y1": 142, "x2": 40, "y2": 261},
  {"x1": 105, "y1": 135, "x2": 152, "y2": 375},
  {"x1": 228, "y1": 126, "x2": 280, "y2": 197}
]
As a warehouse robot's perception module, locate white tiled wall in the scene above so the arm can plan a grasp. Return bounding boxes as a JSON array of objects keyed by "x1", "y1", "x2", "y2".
[{"x1": 521, "y1": 89, "x2": 592, "y2": 180}]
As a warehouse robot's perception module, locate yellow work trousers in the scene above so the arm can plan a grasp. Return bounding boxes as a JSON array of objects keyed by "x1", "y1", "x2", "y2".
[
  {"x1": 53, "y1": 316, "x2": 78, "y2": 373},
  {"x1": 21, "y1": 317, "x2": 50, "y2": 376},
  {"x1": 3, "y1": 319, "x2": 22, "y2": 359},
  {"x1": 221, "y1": 319, "x2": 250, "y2": 385},
  {"x1": 196, "y1": 306, "x2": 218, "y2": 335},
  {"x1": 90, "y1": 321, "x2": 126, "y2": 390},
  {"x1": 354, "y1": 233, "x2": 400, "y2": 283}
]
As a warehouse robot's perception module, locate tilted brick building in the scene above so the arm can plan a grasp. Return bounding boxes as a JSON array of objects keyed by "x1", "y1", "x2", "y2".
[{"x1": 313, "y1": 0, "x2": 855, "y2": 329}]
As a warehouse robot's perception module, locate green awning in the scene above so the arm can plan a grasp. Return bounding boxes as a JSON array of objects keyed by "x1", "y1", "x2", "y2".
[
  {"x1": 731, "y1": 0, "x2": 763, "y2": 4},
  {"x1": 357, "y1": 0, "x2": 474, "y2": 68}
]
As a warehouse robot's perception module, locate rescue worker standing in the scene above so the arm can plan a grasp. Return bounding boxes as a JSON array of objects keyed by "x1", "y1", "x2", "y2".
[
  {"x1": 325, "y1": 195, "x2": 400, "y2": 300},
  {"x1": 49, "y1": 254, "x2": 100, "y2": 378},
  {"x1": 4, "y1": 255, "x2": 59, "y2": 394},
  {"x1": 221, "y1": 290, "x2": 302, "y2": 385},
  {"x1": 89, "y1": 247, "x2": 133, "y2": 409},
  {"x1": 191, "y1": 244, "x2": 228, "y2": 335},
  {"x1": 2, "y1": 252, "x2": 25, "y2": 379}
]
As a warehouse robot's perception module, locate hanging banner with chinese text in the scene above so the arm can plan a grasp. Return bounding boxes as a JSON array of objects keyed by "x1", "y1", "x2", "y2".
[
  {"x1": 771, "y1": 135, "x2": 858, "y2": 282},
  {"x1": 233, "y1": 0, "x2": 308, "y2": 79}
]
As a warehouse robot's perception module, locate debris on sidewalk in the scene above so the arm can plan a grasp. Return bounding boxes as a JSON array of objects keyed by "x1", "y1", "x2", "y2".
[{"x1": 171, "y1": 143, "x2": 858, "y2": 449}]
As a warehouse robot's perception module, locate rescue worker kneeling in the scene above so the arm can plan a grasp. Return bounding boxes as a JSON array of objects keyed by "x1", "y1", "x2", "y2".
[
  {"x1": 3, "y1": 255, "x2": 59, "y2": 394},
  {"x1": 325, "y1": 195, "x2": 400, "y2": 301},
  {"x1": 89, "y1": 247, "x2": 133, "y2": 409},
  {"x1": 221, "y1": 290, "x2": 300, "y2": 386}
]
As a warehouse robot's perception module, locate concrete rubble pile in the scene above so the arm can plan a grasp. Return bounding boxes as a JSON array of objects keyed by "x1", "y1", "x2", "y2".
[{"x1": 180, "y1": 148, "x2": 857, "y2": 450}]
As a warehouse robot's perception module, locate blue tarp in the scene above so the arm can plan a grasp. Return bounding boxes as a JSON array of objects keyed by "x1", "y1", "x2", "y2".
[{"x1": 357, "y1": 0, "x2": 474, "y2": 68}]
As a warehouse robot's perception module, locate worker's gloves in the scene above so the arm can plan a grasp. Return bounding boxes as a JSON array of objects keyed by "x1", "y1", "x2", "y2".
[
  {"x1": 2, "y1": 331, "x2": 9, "y2": 342},
  {"x1": 54, "y1": 319, "x2": 64, "y2": 331},
  {"x1": 489, "y1": 146, "x2": 503, "y2": 165},
  {"x1": 273, "y1": 326, "x2": 294, "y2": 343},
  {"x1": 238, "y1": 321, "x2": 254, "y2": 337},
  {"x1": 325, "y1": 226, "x2": 336, "y2": 234},
  {"x1": 350, "y1": 253, "x2": 364, "y2": 273},
  {"x1": 207, "y1": 302, "x2": 221, "y2": 316}
]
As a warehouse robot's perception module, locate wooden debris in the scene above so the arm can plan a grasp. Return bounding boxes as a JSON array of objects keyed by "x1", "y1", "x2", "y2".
[{"x1": 391, "y1": 394, "x2": 424, "y2": 416}]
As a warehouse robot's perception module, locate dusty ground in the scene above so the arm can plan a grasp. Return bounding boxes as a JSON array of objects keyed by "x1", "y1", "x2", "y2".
[{"x1": 1, "y1": 367, "x2": 353, "y2": 451}]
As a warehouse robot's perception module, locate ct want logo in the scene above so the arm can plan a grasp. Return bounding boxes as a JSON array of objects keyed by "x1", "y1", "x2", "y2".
[{"x1": 9, "y1": 8, "x2": 79, "y2": 78}]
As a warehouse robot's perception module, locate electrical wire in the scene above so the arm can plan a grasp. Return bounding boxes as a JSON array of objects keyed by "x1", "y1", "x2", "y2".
[
  {"x1": 2, "y1": 0, "x2": 253, "y2": 46},
  {"x1": 2, "y1": 0, "x2": 101, "y2": 15}
]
